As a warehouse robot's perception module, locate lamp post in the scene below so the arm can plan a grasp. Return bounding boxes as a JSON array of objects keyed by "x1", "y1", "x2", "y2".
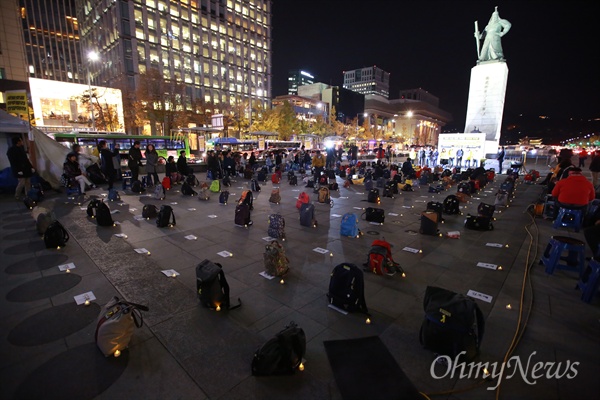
[
  {"x1": 87, "y1": 51, "x2": 99, "y2": 131},
  {"x1": 356, "y1": 112, "x2": 367, "y2": 137}
]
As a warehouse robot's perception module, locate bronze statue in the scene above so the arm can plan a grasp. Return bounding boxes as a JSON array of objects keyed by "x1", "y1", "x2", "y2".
[{"x1": 475, "y1": 7, "x2": 512, "y2": 62}]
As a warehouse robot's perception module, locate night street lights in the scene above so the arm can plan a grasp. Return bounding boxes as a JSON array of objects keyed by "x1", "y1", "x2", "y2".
[
  {"x1": 356, "y1": 112, "x2": 367, "y2": 136},
  {"x1": 87, "y1": 51, "x2": 99, "y2": 131}
]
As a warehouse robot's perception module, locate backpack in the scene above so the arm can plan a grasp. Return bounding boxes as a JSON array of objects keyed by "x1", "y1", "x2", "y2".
[
  {"x1": 429, "y1": 185, "x2": 443, "y2": 194},
  {"x1": 142, "y1": 204, "x2": 158, "y2": 219},
  {"x1": 219, "y1": 191, "x2": 229, "y2": 205},
  {"x1": 195, "y1": 259, "x2": 241, "y2": 310},
  {"x1": 443, "y1": 195, "x2": 460, "y2": 215},
  {"x1": 263, "y1": 240, "x2": 289, "y2": 276},
  {"x1": 464, "y1": 214, "x2": 494, "y2": 231},
  {"x1": 363, "y1": 207, "x2": 385, "y2": 224},
  {"x1": 305, "y1": 178, "x2": 315, "y2": 188},
  {"x1": 271, "y1": 173, "x2": 281, "y2": 184},
  {"x1": 95, "y1": 296, "x2": 149, "y2": 357},
  {"x1": 264, "y1": 212, "x2": 286, "y2": 239},
  {"x1": 367, "y1": 188, "x2": 380, "y2": 204},
  {"x1": 269, "y1": 189, "x2": 281, "y2": 204},
  {"x1": 87, "y1": 198, "x2": 101, "y2": 217},
  {"x1": 181, "y1": 181, "x2": 197, "y2": 196},
  {"x1": 36, "y1": 209, "x2": 56, "y2": 235},
  {"x1": 153, "y1": 184, "x2": 166, "y2": 200},
  {"x1": 197, "y1": 188, "x2": 210, "y2": 201},
  {"x1": 234, "y1": 203, "x2": 252, "y2": 226},
  {"x1": 494, "y1": 190, "x2": 509, "y2": 207},
  {"x1": 23, "y1": 196, "x2": 37, "y2": 210},
  {"x1": 44, "y1": 220, "x2": 69, "y2": 248},
  {"x1": 299, "y1": 202, "x2": 316, "y2": 227},
  {"x1": 296, "y1": 192, "x2": 310, "y2": 209},
  {"x1": 289, "y1": 175, "x2": 298, "y2": 186},
  {"x1": 383, "y1": 182, "x2": 395, "y2": 198},
  {"x1": 238, "y1": 190, "x2": 254, "y2": 210},
  {"x1": 426, "y1": 201, "x2": 444, "y2": 222},
  {"x1": 131, "y1": 180, "x2": 144, "y2": 194},
  {"x1": 251, "y1": 321, "x2": 306, "y2": 376},
  {"x1": 95, "y1": 201, "x2": 114, "y2": 227},
  {"x1": 318, "y1": 187, "x2": 331, "y2": 204},
  {"x1": 257, "y1": 170, "x2": 267, "y2": 182},
  {"x1": 108, "y1": 188, "x2": 120, "y2": 201},
  {"x1": 340, "y1": 213, "x2": 360, "y2": 237},
  {"x1": 327, "y1": 263, "x2": 368, "y2": 313},
  {"x1": 251, "y1": 179, "x2": 261, "y2": 192},
  {"x1": 457, "y1": 182, "x2": 471, "y2": 195},
  {"x1": 318, "y1": 174, "x2": 328, "y2": 186},
  {"x1": 27, "y1": 184, "x2": 44, "y2": 202},
  {"x1": 186, "y1": 174, "x2": 200, "y2": 187},
  {"x1": 364, "y1": 179, "x2": 374, "y2": 191},
  {"x1": 401, "y1": 183, "x2": 413, "y2": 192},
  {"x1": 222, "y1": 175, "x2": 231, "y2": 187},
  {"x1": 365, "y1": 239, "x2": 402, "y2": 276},
  {"x1": 419, "y1": 286, "x2": 485, "y2": 362},
  {"x1": 477, "y1": 202, "x2": 496, "y2": 218},
  {"x1": 420, "y1": 210, "x2": 439, "y2": 235},
  {"x1": 156, "y1": 205, "x2": 176, "y2": 227},
  {"x1": 209, "y1": 180, "x2": 221, "y2": 193},
  {"x1": 161, "y1": 176, "x2": 171, "y2": 190}
]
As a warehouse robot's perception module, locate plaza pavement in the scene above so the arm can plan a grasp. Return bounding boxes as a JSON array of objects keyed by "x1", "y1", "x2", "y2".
[{"x1": 0, "y1": 159, "x2": 598, "y2": 400}]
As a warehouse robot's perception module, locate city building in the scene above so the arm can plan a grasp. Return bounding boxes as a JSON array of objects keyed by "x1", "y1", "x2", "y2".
[
  {"x1": 272, "y1": 94, "x2": 327, "y2": 122},
  {"x1": 76, "y1": 0, "x2": 272, "y2": 134},
  {"x1": 343, "y1": 65, "x2": 390, "y2": 99},
  {"x1": 287, "y1": 69, "x2": 314, "y2": 95},
  {"x1": 297, "y1": 82, "x2": 364, "y2": 125}
]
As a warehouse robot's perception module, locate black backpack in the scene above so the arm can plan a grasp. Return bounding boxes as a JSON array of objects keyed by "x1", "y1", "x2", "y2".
[
  {"x1": 181, "y1": 181, "x2": 197, "y2": 196},
  {"x1": 23, "y1": 197, "x2": 37, "y2": 209},
  {"x1": 186, "y1": 174, "x2": 200, "y2": 186},
  {"x1": 95, "y1": 201, "x2": 114, "y2": 227},
  {"x1": 142, "y1": 204, "x2": 158, "y2": 219},
  {"x1": 219, "y1": 191, "x2": 229, "y2": 205},
  {"x1": 251, "y1": 321, "x2": 306, "y2": 376},
  {"x1": 363, "y1": 207, "x2": 385, "y2": 224},
  {"x1": 251, "y1": 179, "x2": 261, "y2": 192},
  {"x1": 289, "y1": 175, "x2": 298, "y2": 186},
  {"x1": 195, "y1": 259, "x2": 241, "y2": 310},
  {"x1": 443, "y1": 195, "x2": 460, "y2": 215},
  {"x1": 44, "y1": 220, "x2": 69, "y2": 248},
  {"x1": 426, "y1": 201, "x2": 444, "y2": 222},
  {"x1": 222, "y1": 175, "x2": 231, "y2": 187},
  {"x1": 234, "y1": 203, "x2": 252, "y2": 227},
  {"x1": 131, "y1": 180, "x2": 145, "y2": 194},
  {"x1": 367, "y1": 188, "x2": 380, "y2": 204},
  {"x1": 299, "y1": 202, "x2": 316, "y2": 227},
  {"x1": 464, "y1": 214, "x2": 494, "y2": 231},
  {"x1": 477, "y1": 202, "x2": 496, "y2": 218},
  {"x1": 156, "y1": 205, "x2": 176, "y2": 227},
  {"x1": 420, "y1": 286, "x2": 485, "y2": 361},
  {"x1": 27, "y1": 184, "x2": 44, "y2": 202},
  {"x1": 87, "y1": 199, "x2": 101, "y2": 217},
  {"x1": 327, "y1": 263, "x2": 369, "y2": 314}
]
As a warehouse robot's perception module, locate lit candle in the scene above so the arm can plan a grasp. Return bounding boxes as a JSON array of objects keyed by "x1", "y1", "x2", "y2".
[
  {"x1": 419, "y1": 249, "x2": 423, "y2": 253},
  {"x1": 65, "y1": 269, "x2": 71, "y2": 273},
  {"x1": 114, "y1": 349, "x2": 121, "y2": 357},
  {"x1": 171, "y1": 273, "x2": 177, "y2": 278},
  {"x1": 330, "y1": 252, "x2": 333, "y2": 257},
  {"x1": 498, "y1": 266, "x2": 503, "y2": 271},
  {"x1": 216, "y1": 305, "x2": 221, "y2": 311},
  {"x1": 401, "y1": 273, "x2": 406, "y2": 278},
  {"x1": 506, "y1": 304, "x2": 512, "y2": 310},
  {"x1": 57, "y1": 246, "x2": 61, "y2": 250},
  {"x1": 298, "y1": 363, "x2": 305, "y2": 371},
  {"x1": 147, "y1": 251, "x2": 151, "y2": 255},
  {"x1": 365, "y1": 318, "x2": 371, "y2": 324},
  {"x1": 84, "y1": 300, "x2": 90, "y2": 306},
  {"x1": 280, "y1": 279, "x2": 285, "y2": 285}
]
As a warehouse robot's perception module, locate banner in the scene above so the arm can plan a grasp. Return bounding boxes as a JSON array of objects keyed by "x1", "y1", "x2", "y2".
[
  {"x1": 6, "y1": 91, "x2": 28, "y2": 115},
  {"x1": 258, "y1": 137, "x2": 265, "y2": 150}
]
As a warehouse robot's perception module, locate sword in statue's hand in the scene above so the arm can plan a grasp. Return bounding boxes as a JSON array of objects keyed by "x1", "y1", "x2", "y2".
[{"x1": 474, "y1": 20, "x2": 481, "y2": 60}]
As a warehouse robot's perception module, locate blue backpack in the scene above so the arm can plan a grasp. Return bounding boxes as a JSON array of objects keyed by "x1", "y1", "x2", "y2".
[
  {"x1": 108, "y1": 188, "x2": 120, "y2": 201},
  {"x1": 268, "y1": 213, "x2": 286, "y2": 239},
  {"x1": 340, "y1": 213, "x2": 359, "y2": 237}
]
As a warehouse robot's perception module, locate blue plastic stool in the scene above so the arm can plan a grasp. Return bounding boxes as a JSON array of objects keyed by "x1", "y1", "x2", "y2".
[
  {"x1": 540, "y1": 236, "x2": 586, "y2": 275},
  {"x1": 577, "y1": 259, "x2": 600, "y2": 303},
  {"x1": 66, "y1": 186, "x2": 81, "y2": 196},
  {"x1": 553, "y1": 207, "x2": 584, "y2": 232},
  {"x1": 122, "y1": 176, "x2": 132, "y2": 190}
]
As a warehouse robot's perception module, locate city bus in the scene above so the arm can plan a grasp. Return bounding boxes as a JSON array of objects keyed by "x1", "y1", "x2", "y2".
[{"x1": 51, "y1": 132, "x2": 191, "y2": 164}]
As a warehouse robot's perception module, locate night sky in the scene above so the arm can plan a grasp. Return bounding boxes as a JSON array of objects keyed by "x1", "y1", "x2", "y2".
[{"x1": 271, "y1": 1, "x2": 599, "y2": 132}]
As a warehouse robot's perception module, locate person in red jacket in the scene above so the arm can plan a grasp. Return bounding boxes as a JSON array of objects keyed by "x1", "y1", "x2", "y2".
[{"x1": 551, "y1": 167, "x2": 595, "y2": 211}]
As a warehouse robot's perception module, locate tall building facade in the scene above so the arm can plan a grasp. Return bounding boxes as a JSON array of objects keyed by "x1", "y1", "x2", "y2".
[
  {"x1": 343, "y1": 65, "x2": 390, "y2": 99},
  {"x1": 287, "y1": 69, "x2": 314, "y2": 95},
  {"x1": 76, "y1": 0, "x2": 272, "y2": 121}
]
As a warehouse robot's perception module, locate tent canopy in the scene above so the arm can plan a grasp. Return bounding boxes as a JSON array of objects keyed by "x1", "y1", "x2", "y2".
[{"x1": 0, "y1": 110, "x2": 29, "y2": 134}]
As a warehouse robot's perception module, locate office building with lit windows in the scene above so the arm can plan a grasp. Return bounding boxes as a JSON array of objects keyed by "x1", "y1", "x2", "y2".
[
  {"x1": 76, "y1": 0, "x2": 272, "y2": 132},
  {"x1": 287, "y1": 69, "x2": 314, "y2": 95},
  {"x1": 343, "y1": 65, "x2": 390, "y2": 99}
]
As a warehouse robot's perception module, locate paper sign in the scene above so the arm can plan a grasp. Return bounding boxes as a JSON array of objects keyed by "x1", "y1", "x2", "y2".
[
  {"x1": 184, "y1": 235, "x2": 197, "y2": 240},
  {"x1": 292, "y1": 189, "x2": 300, "y2": 192},
  {"x1": 161, "y1": 269, "x2": 180, "y2": 277},
  {"x1": 328, "y1": 304, "x2": 349, "y2": 315},
  {"x1": 420, "y1": 196, "x2": 429, "y2": 198},
  {"x1": 170, "y1": 202, "x2": 178, "y2": 205},
  {"x1": 58, "y1": 262, "x2": 75, "y2": 271},
  {"x1": 402, "y1": 247, "x2": 420, "y2": 254},
  {"x1": 129, "y1": 208, "x2": 137, "y2": 212},
  {"x1": 114, "y1": 233, "x2": 127, "y2": 238},
  {"x1": 80, "y1": 207, "x2": 87, "y2": 211},
  {"x1": 133, "y1": 215, "x2": 145, "y2": 221},
  {"x1": 208, "y1": 215, "x2": 218, "y2": 218},
  {"x1": 217, "y1": 250, "x2": 232, "y2": 257},
  {"x1": 134, "y1": 248, "x2": 150, "y2": 254},
  {"x1": 467, "y1": 290, "x2": 493, "y2": 303},
  {"x1": 388, "y1": 212, "x2": 399, "y2": 216},
  {"x1": 74, "y1": 291, "x2": 96, "y2": 305},
  {"x1": 110, "y1": 210, "x2": 120, "y2": 214},
  {"x1": 353, "y1": 207, "x2": 363, "y2": 210},
  {"x1": 356, "y1": 192, "x2": 364, "y2": 195},
  {"x1": 477, "y1": 262, "x2": 498, "y2": 270},
  {"x1": 414, "y1": 200, "x2": 426, "y2": 203},
  {"x1": 113, "y1": 221, "x2": 121, "y2": 225},
  {"x1": 339, "y1": 197, "x2": 349, "y2": 199},
  {"x1": 486, "y1": 243, "x2": 504, "y2": 248},
  {"x1": 259, "y1": 271, "x2": 275, "y2": 280},
  {"x1": 118, "y1": 203, "x2": 126, "y2": 206},
  {"x1": 402, "y1": 206, "x2": 413, "y2": 209},
  {"x1": 262, "y1": 236, "x2": 275, "y2": 241},
  {"x1": 370, "y1": 222, "x2": 383, "y2": 225},
  {"x1": 331, "y1": 214, "x2": 342, "y2": 217},
  {"x1": 188, "y1": 208, "x2": 197, "y2": 211},
  {"x1": 313, "y1": 247, "x2": 329, "y2": 254}
]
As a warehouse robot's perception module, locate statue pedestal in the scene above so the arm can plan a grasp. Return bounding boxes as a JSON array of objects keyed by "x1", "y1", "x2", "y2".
[{"x1": 464, "y1": 61, "x2": 509, "y2": 149}]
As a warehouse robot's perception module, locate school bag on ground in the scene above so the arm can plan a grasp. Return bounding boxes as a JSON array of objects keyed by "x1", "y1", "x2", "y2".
[
  {"x1": 328, "y1": 182, "x2": 339, "y2": 191},
  {"x1": 420, "y1": 210, "x2": 439, "y2": 236},
  {"x1": 299, "y1": 202, "x2": 317, "y2": 227},
  {"x1": 426, "y1": 201, "x2": 444, "y2": 222},
  {"x1": 327, "y1": 263, "x2": 369, "y2": 314},
  {"x1": 464, "y1": 214, "x2": 494, "y2": 231},
  {"x1": 251, "y1": 178, "x2": 261, "y2": 192},
  {"x1": 44, "y1": 220, "x2": 69, "y2": 248},
  {"x1": 263, "y1": 240, "x2": 289, "y2": 277},
  {"x1": 186, "y1": 174, "x2": 200, "y2": 187},
  {"x1": 443, "y1": 194, "x2": 460, "y2": 215},
  {"x1": 23, "y1": 197, "x2": 37, "y2": 209},
  {"x1": 222, "y1": 175, "x2": 231, "y2": 187},
  {"x1": 367, "y1": 188, "x2": 380, "y2": 204},
  {"x1": 87, "y1": 198, "x2": 101, "y2": 217},
  {"x1": 142, "y1": 204, "x2": 158, "y2": 219},
  {"x1": 27, "y1": 184, "x2": 44, "y2": 202},
  {"x1": 95, "y1": 201, "x2": 114, "y2": 227},
  {"x1": 181, "y1": 181, "x2": 197, "y2": 196},
  {"x1": 156, "y1": 205, "x2": 176, "y2": 227},
  {"x1": 477, "y1": 202, "x2": 495, "y2": 218},
  {"x1": 340, "y1": 213, "x2": 360, "y2": 237},
  {"x1": 419, "y1": 286, "x2": 485, "y2": 361},
  {"x1": 318, "y1": 186, "x2": 331, "y2": 205},
  {"x1": 269, "y1": 188, "x2": 281, "y2": 204},
  {"x1": 197, "y1": 188, "x2": 210, "y2": 201},
  {"x1": 162, "y1": 176, "x2": 171, "y2": 190},
  {"x1": 296, "y1": 191, "x2": 310, "y2": 209},
  {"x1": 209, "y1": 179, "x2": 221, "y2": 193},
  {"x1": 154, "y1": 184, "x2": 166, "y2": 200},
  {"x1": 108, "y1": 188, "x2": 121, "y2": 201},
  {"x1": 494, "y1": 190, "x2": 509, "y2": 207},
  {"x1": 219, "y1": 191, "x2": 229, "y2": 205},
  {"x1": 195, "y1": 259, "x2": 241, "y2": 310},
  {"x1": 268, "y1": 213, "x2": 285, "y2": 239},
  {"x1": 238, "y1": 190, "x2": 254, "y2": 210},
  {"x1": 36, "y1": 209, "x2": 56, "y2": 235},
  {"x1": 363, "y1": 207, "x2": 385, "y2": 224},
  {"x1": 289, "y1": 175, "x2": 298, "y2": 186},
  {"x1": 95, "y1": 296, "x2": 149, "y2": 357},
  {"x1": 251, "y1": 321, "x2": 306, "y2": 376},
  {"x1": 131, "y1": 180, "x2": 145, "y2": 194},
  {"x1": 235, "y1": 204, "x2": 252, "y2": 226},
  {"x1": 364, "y1": 239, "x2": 404, "y2": 276},
  {"x1": 271, "y1": 173, "x2": 281, "y2": 184}
]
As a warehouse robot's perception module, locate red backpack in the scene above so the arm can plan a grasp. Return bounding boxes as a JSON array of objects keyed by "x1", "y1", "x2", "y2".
[
  {"x1": 366, "y1": 239, "x2": 402, "y2": 276},
  {"x1": 295, "y1": 192, "x2": 310, "y2": 209},
  {"x1": 271, "y1": 173, "x2": 280, "y2": 184},
  {"x1": 162, "y1": 176, "x2": 171, "y2": 190}
]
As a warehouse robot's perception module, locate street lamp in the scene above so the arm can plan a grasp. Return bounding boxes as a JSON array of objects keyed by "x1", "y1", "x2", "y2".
[
  {"x1": 356, "y1": 112, "x2": 368, "y2": 136},
  {"x1": 87, "y1": 51, "x2": 99, "y2": 131}
]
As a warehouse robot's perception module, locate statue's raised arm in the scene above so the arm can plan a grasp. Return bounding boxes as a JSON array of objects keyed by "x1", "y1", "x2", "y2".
[{"x1": 477, "y1": 6, "x2": 511, "y2": 62}]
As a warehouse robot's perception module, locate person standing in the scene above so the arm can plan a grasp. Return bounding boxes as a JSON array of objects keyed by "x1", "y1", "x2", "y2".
[
  {"x1": 456, "y1": 148, "x2": 464, "y2": 168},
  {"x1": 497, "y1": 146, "x2": 505, "y2": 174},
  {"x1": 448, "y1": 147, "x2": 455, "y2": 167},
  {"x1": 589, "y1": 149, "x2": 600, "y2": 189},
  {"x1": 311, "y1": 150, "x2": 325, "y2": 181},
  {"x1": 465, "y1": 149, "x2": 473, "y2": 168},
  {"x1": 7, "y1": 136, "x2": 35, "y2": 200},
  {"x1": 144, "y1": 144, "x2": 160, "y2": 186},
  {"x1": 98, "y1": 140, "x2": 116, "y2": 190},
  {"x1": 419, "y1": 147, "x2": 426, "y2": 167},
  {"x1": 578, "y1": 148, "x2": 588, "y2": 168},
  {"x1": 128, "y1": 140, "x2": 143, "y2": 181}
]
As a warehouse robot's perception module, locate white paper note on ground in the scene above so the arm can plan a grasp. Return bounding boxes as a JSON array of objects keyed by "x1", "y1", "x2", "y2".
[
  {"x1": 313, "y1": 247, "x2": 329, "y2": 254},
  {"x1": 467, "y1": 290, "x2": 493, "y2": 303},
  {"x1": 217, "y1": 250, "x2": 232, "y2": 257},
  {"x1": 58, "y1": 262, "x2": 76, "y2": 271},
  {"x1": 134, "y1": 248, "x2": 150, "y2": 254},
  {"x1": 184, "y1": 235, "x2": 197, "y2": 240},
  {"x1": 476, "y1": 262, "x2": 498, "y2": 270},
  {"x1": 259, "y1": 271, "x2": 275, "y2": 280},
  {"x1": 161, "y1": 269, "x2": 180, "y2": 277},
  {"x1": 74, "y1": 291, "x2": 96, "y2": 305},
  {"x1": 402, "y1": 247, "x2": 420, "y2": 254},
  {"x1": 486, "y1": 243, "x2": 504, "y2": 248}
]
